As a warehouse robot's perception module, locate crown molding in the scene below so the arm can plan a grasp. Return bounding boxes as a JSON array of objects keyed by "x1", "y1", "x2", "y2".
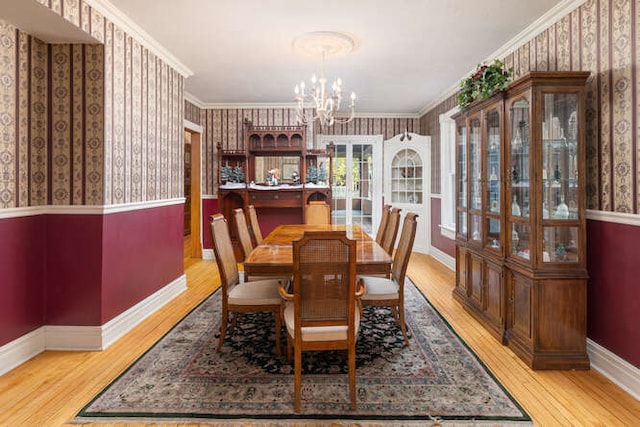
[
  {"x1": 84, "y1": 0, "x2": 193, "y2": 78},
  {"x1": 184, "y1": 92, "x2": 418, "y2": 118},
  {"x1": 417, "y1": 0, "x2": 587, "y2": 117},
  {"x1": 184, "y1": 92, "x2": 205, "y2": 109}
]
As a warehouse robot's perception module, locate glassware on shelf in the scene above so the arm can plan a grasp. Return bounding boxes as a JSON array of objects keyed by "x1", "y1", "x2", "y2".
[
  {"x1": 542, "y1": 201, "x2": 550, "y2": 219},
  {"x1": 511, "y1": 127, "x2": 523, "y2": 150},
  {"x1": 511, "y1": 224, "x2": 519, "y2": 254},
  {"x1": 554, "y1": 194, "x2": 569, "y2": 219},
  {"x1": 553, "y1": 163, "x2": 561, "y2": 181},
  {"x1": 511, "y1": 165, "x2": 519, "y2": 184},
  {"x1": 511, "y1": 195, "x2": 521, "y2": 216},
  {"x1": 555, "y1": 243, "x2": 567, "y2": 261},
  {"x1": 489, "y1": 166, "x2": 497, "y2": 181}
]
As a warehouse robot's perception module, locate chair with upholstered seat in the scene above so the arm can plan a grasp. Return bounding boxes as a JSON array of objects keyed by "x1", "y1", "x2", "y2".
[
  {"x1": 235, "y1": 207, "x2": 289, "y2": 283},
  {"x1": 375, "y1": 204, "x2": 392, "y2": 245},
  {"x1": 247, "y1": 205, "x2": 263, "y2": 246},
  {"x1": 209, "y1": 214, "x2": 283, "y2": 356},
  {"x1": 278, "y1": 230, "x2": 364, "y2": 412},
  {"x1": 304, "y1": 200, "x2": 331, "y2": 225},
  {"x1": 380, "y1": 207, "x2": 401, "y2": 255},
  {"x1": 233, "y1": 208, "x2": 254, "y2": 261},
  {"x1": 360, "y1": 212, "x2": 418, "y2": 346}
]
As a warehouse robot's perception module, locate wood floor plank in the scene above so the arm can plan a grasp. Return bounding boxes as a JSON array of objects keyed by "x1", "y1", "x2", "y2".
[{"x1": 0, "y1": 252, "x2": 638, "y2": 426}]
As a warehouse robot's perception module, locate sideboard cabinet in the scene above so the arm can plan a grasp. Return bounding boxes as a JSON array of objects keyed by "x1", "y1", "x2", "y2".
[
  {"x1": 453, "y1": 71, "x2": 590, "y2": 370},
  {"x1": 218, "y1": 121, "x2": 332, "y2": 260}
]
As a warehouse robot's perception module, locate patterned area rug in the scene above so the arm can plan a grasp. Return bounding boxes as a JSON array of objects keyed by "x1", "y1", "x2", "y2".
[{"x1": 75, "y1": 278, "x2": 532, "y2": 426}]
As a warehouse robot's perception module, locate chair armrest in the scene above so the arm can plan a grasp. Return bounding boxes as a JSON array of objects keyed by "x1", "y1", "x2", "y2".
[
  {"x1": 355, "y1": 278, "x2": 365, "y2": 299},
  {"x1": 278, "y1": 281, "x2": 293, "y2": 300}
]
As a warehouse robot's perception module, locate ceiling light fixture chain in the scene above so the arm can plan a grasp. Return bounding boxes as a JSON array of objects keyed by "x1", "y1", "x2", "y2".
[{"x1": 293, "y1": 31, "x2": 356, "y2": 128}]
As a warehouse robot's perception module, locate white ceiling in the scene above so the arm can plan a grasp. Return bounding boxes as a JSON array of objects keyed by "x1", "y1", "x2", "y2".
[{"x1": 8, "y1": 0, "x2": 572, "y2": 115}]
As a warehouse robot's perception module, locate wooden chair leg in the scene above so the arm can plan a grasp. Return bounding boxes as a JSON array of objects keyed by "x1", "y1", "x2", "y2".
[
  {"x1": 349, "y1": 344, "x2": 356, "y2": 411},
  {"x1": 217, "y1": 307, "x2": 228, "y2": 352},
  {"x1": 294, "y1": 347, "x2": 302, "y2": 413},
  {"x1": 273, "y1": 310, "x2": 282, "y2": 357},
  {"x1": 398, "y1": 304, "x2": 410, "y2": 346}
]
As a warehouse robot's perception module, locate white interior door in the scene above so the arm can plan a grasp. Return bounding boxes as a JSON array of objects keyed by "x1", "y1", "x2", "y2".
[
  {"x1": 318, "y1": 135, "x2": 383, "y2": 236},
  {"x1": 384, "y1": 133, "x2": 431, "y2": 254}
]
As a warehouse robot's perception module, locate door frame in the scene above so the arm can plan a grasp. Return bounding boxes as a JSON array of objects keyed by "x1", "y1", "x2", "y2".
[
  {"x1": 184, "y1": 120, "x2": 203, "y2": 258},
  {"x1": 318, "y1": 134, "x2": 383, "y2": 235}
]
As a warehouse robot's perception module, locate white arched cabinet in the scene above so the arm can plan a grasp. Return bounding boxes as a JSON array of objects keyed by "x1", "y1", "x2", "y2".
[{"x1": 384, "y1": 133, "x2": 430, "y2": 254}]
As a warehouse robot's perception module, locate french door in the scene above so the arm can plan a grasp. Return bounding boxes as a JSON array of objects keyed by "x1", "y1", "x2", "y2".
[{"x1": 318, "y1": 135, "x2": 383, "y2": 235}]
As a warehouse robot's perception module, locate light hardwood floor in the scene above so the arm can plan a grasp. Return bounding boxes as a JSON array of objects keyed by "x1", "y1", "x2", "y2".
[{"x1": 0, "y1": 253, "x2": 638, "y2": 426}]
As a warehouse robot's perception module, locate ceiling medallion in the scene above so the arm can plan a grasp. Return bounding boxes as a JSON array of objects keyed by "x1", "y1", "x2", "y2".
[{"x1": 293, "y1": 31, "x2": 356, "y2": 127}]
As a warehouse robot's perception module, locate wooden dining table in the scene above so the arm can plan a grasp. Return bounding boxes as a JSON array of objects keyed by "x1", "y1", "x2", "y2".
[{"x1": 243, "y1": 224, "x2": 392, "y2": 280}]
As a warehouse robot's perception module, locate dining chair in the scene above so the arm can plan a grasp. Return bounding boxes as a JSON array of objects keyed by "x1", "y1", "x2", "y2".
[
  {"x1": 380, "y1": 207, "x2": 402, "y2": 255},
  {"x1": 209, "y1": 214, "x2": 283, "y2": 356},
  {"x1": 360, "y1": 212, "x2": 418, "y2": 346},
  {"x1": 247, "y1": 205, "x2": 263, "y2": 245},
  {"x1": 278, "y1": 230, "x2": 364, "y2": 412},
  {"x1": 234, "y1": 207, "x2": 289, "y2": 283},
  {"x1": 375, "y1": 204, "x2": 392, "y2": 246},
  {"x1": 233, "y1": 207, "x2": 254, "y2": 261},
  {"x1": 304, "y1": 200, "x2": 331, "y2": 225}
]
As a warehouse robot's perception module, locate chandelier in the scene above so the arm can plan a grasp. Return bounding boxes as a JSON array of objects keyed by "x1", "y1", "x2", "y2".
[{"x1": 293, "y1": 31, "x2": 356, "y2": 127}]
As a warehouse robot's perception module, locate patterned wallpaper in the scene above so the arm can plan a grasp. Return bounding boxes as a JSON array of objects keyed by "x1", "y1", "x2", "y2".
[
  {"x1": 0, "y1": 0, "x2": 184, "y2": 208},
  {"x1": 103, "y1": 22, "x2": 184, "y2": 205},
  {"x1": 419, "y1": 93, "x2": 459, "y2": 194},
  {"x1": 184, "y1": 100, "x2": 201, "y2": 125},
  {"x1": 422, "y1": 0, "x2": 640, "y2": 214},
  {"x1": 0, "y1": 23, "x2": 54, "y2": 208},
  {"x1": 198, "y1": 106, "x2": 419, "y2": 196}
]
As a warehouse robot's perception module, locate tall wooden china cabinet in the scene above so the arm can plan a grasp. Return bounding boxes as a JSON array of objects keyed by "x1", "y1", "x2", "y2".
[
  {"x1": 453, "y1": 72, "x2": 590, "y2": 370},
  {"x1": 218, "y1": 120, "x2": 333, "y2": 260}
]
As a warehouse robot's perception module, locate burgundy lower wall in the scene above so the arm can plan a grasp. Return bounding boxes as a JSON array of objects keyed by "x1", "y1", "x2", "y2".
[
  {"x1": 2, "y1": 203, "x2": 185, "y2": 341},
  {"x1": 254, "y1": 207, "x2": 303, "y2": 237},
  {"x1": 101, "y1": 204, "x2": 184, "y2": 323},
  {"x1": 201, "y1": 198, "x2": 301, "y2": 249},
  {"x1": 430, "y1": 197, "x2": 456, "y2": 257},
  {"x1": 45, "y1": 214, "x2": 104, "y2": 325},
  {"x1": 203, "y1": 197, "x2": 218, "y2": 249},
  {"x1": 0, "y1": 216, "x2": 46, "y2": 346},
  {"x1": 587, "y1": 218, "x2": 640, "y2": 369}
]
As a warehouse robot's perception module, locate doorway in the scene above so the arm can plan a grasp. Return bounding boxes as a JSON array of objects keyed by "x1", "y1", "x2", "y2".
[
  {"x1": 318, "y1": 135, "x2": 383, "y2": 236},
  {"x1": 184, "y1": 122, "x2": 203, "y2": 261}
]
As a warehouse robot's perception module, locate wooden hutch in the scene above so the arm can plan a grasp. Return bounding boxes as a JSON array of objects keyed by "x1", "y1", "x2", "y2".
[
  {"x1": 218, "y1": 120, "x2": 333, "y2": 260},
  {"x1": 453, "y1": 71, "x2": 591, "y2": 370}
]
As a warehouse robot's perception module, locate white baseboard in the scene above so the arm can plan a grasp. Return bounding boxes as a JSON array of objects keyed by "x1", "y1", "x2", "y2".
[
  {"x1": 202, "y1": 248, "x2": 215, "y2": 260},
  {"x1": 0, "y1": 328, "x2": 45, "y2": 376},
  {"x1": 0, "y1": 274, "x2": 187, "y2": 375},
  {"x1": 429, "y1": 245, "x2": 456, "y2": 271},
  {"x1": 100, "y1": 274, "x2": 187, "y2": 349},
  {"x1": 588, "y1": 338, "x2": 640, "y2": 401}
]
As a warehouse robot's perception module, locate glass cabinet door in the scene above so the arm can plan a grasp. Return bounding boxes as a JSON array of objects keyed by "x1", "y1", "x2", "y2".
[
  {"x1": 456, "y1": 123, "x2": 468, "y2": 238},
  {"x1": 469, "y1": 117, "x2": 482, "y2": 243},
  {"x1": 509, "y1": 97, "x2": 531, "y2": 261},
  {"x1": 541, "y1": 92, "x2": 580, "y2": 263},
  {"x1": 391, "y1": 148, "x2": 423, "y2": 204},
  {"x1": 485, "y1": 108, "x2": 501, "y2": 251}
]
